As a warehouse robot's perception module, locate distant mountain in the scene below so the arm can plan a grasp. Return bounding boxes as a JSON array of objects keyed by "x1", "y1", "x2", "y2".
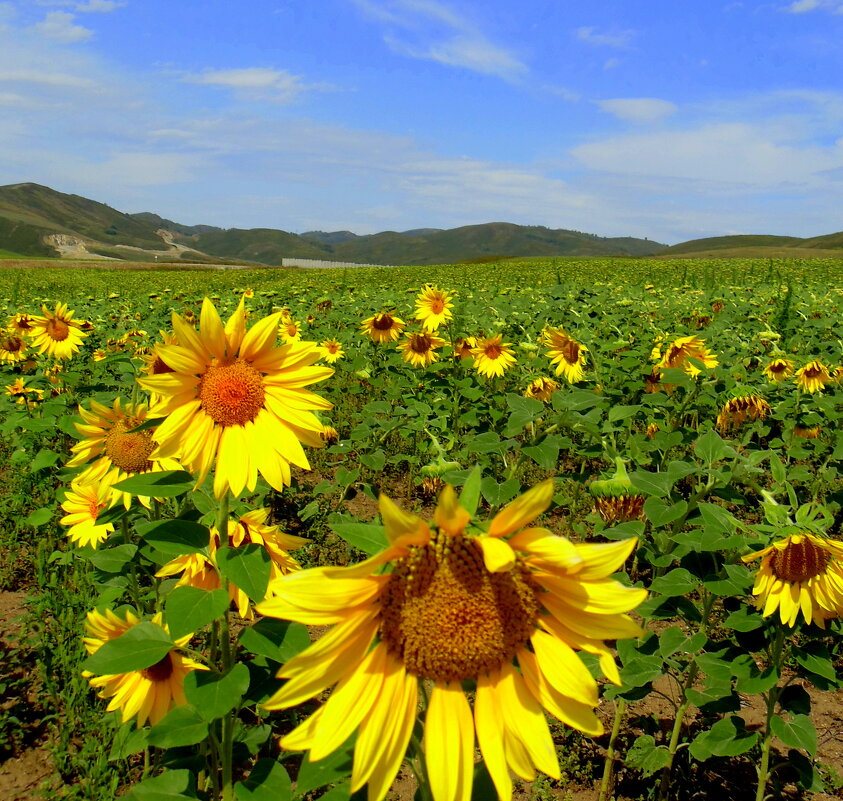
[{"x1": 0, "y1": 182, "x2": 695, "y2": 265}]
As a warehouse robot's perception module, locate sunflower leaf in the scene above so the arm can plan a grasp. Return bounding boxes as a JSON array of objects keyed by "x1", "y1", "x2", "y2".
[
  {"x1": 165, "y1": 587, "x2": 230, "y2": 639},
  {"x1": 459, "y1": 465, "x2": 482, "y2": 516},
  {"x1": 82, "y1": 621, "x2": 174, "y2": 674},
  {"x1": 124, "y1": 768, "x2": 200, "y2": 800},
  {"x1": 770, "y1": 714, "x2": 817, "y2": 756},
  {"x1": 184, "y1": 663, "x2": 250, "y2": 722},
  {"x1": 113, "y1": 470, "x2": 195, "y2": 497},
  {"x1": 136, "y1": 519, "x2": 211, "y2": 556},
  {"x1": 216, "y1": 544, "x2": 271, "y2": 603},
  {"x1": 234, "y1": 759, "x2": 292, "y2": 801},
  {"x1": 146, "y1": 706, "x2": 209, "y2": 749}
]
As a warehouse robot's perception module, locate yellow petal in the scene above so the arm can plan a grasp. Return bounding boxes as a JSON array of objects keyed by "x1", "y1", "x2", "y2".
[
  {"x1": 488, "y1": 480, "x2": 554, "y2": 538},
  {"x1": 225, "y1": 297, "x2": 246, "y2": 354},
  {"x1": 509, "y1": 528, "x2": 582, "y2": 572},
  {"x1": 425, "y1": 683, "x2": 475, "y2": 801},
  {"x1": 200, "y1": 298, "x2": 227, "y2": 360},
  {"x1": 478, "y1": 536, "x2": 516, "y2": 573},
  {"x1": 530, "y1": 629, "x2": 598, "y2": 707},
  {"x1": 379, "y1": 493, "x2": 430, "y2": 548},
  {"x1": 573, "y1": 538, "x2": 639, "y2": 579},
  {"x1": 475, "y1": 670, "x2": 513, "y2": 801},
  {"x1": 434, "y1": 485, "x2": 470, "y2": 536}
]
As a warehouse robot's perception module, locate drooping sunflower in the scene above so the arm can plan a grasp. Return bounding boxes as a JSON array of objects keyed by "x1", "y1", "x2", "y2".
[
  {"x1": 524, "y1": 376, "x2": 559, "y2": 402},
  {"x1": 156, "y1": 509, "x2": 306, "y2": 619},
  {"x1": 453, "y1": 336, "x2": 476, "y2": 361},
  {"x1": 542, "y1": 327, "x2": 588, "y2": 383},
  {"x1": 83, "y1": 610, "x2": 206, "y2": 726},
  {"x1": 742, "y1": 532, "x2": 843, "y2": 627},
  {"x1": 5, "y1": 377, "x2": 42, "y2": 407},
  {"x1": 60, "y1": 463, "x2": 117, "y2": 548},
  {"x1": 0, "y1": 332, "x2": 28, "y2": 363},
  {"x1": 414, "y1": 285, "x2": 454, "y2": 332},
  {"x1": 794, "y1": 360, "x2": 831, "y2": 394},
  {"x1": 715, "y1": 394, "x2": 771, "y2": 434},
  {"x1": 29, "y1": 302, "x2": 87, "y2": 360},
  {"x1": 471, "y1": 334, "x2": 516, "y2": 378},
  {"x1": 361, "y1": 312, "x2": 406, "y2": 344},
  {"x1": 656, "y1": 335, "x2": 718, "y2": 377},
  {"x1": 762, "y1": 358, "x2": 794, "y2": 383},
  {"x1": 320, "y1": 339, "x2": 345, "y2": 364},
  {"x1": 398, "y1": 331, "x2": 447, "y2": 368},
  {"x1": 256, "y1": 482, "x2": 645, "y2": 801},
  {"x1": 138, "y1": 298, "x2": 333, "y2": 499}
]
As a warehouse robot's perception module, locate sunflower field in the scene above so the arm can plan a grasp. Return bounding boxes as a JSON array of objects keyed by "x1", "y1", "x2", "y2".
[{"x1": 0, "y1": 257, "x2": 842, "y2": 801}]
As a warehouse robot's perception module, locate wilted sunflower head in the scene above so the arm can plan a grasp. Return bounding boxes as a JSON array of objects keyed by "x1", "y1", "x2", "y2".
[
  {"x1": 524, "y1": 376, "x2": 559, "y2": 402},
  {"x1": 795, "y1": 360, "x2": 831, "y2": 394},
  {"x1": 716, "y1": 394, "x2": 771, "y2": 434}
]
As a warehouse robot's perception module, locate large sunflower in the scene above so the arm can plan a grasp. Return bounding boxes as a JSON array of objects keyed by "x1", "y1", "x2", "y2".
[
  {"x1": 30, "y1": 302, "x2": 87, "y2": 360},
  {"x1": 656, "y1": 335, "x2": 717, "y2": 377},
  {"x1": 83, "y1": 610, "x2": 206, "y2": 726},
  {"x1": 361, "y1": 312, "x2": 406, "y2": 344},
  {"x1": 471, "y1": 334, "x2": 516, "y2": 378},
  {"x1": 414, "y1": 285, "x2": 454, "y2": 332},
  {"x1": 138, "y1": 298, "x2": 333, "y2": 499},
  {"x1": 794, "y1": 360, "x2": 831, "y2": 394},
  {"x1": 256, "y1": 482, "x2": 644, "y2": 801},
  {"x1": 398, "y1": 331, "x2": 446, "y2": 368},
  {"x1": 542, "y1": 327, "x2": 588, "y2": 383},
  {"x1": 742, "y1": 532, "x2": 843, "y2": 627},
  {"x1": 156, "y1": 508, "x2": 306, "y2": 619}
]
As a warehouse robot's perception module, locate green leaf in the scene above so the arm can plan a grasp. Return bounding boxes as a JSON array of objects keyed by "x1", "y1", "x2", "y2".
[
  {"x1": 113, "y1": 470, "x2": 195, "y2": 497},
  {"x1": 643, "y1": 497, "x2": 687, "y2": 528},
  {"x1": 294, "y1": 737, "x2": 355, "y2": 796},
  {"x1": 87, "y1": 543, "x2": 137, "y2": 573},
  {"x1": 136, "y1": 519, "x2": 211, "y2": 556},
  {"x1": 125, "y1": 769, "x2": 199, "y2": 801},
  {"x1": 688, "y1": 716, "x2": 759, "y2": 761},
  {"x1": 657, "y1": 626, "x2": 706, "y2": 658},
  {"x1": 184, "y1": 663, "x2": 250, "y2": 721},
  {"x1": 793, "y1": 642, "x2": 840, "y2": 686},
  {"x1": 770, "y1": 714, "x2": 817, "y2": 756},
  {"x1": 165, "y1": 587, "x2": 230, "y2": 640},
  {"x1": 480, "y1": 476, "x2": 520, "y2": 507},
  {"x1": 459, "y1": 466, "x2": 482, "y2": 516},
  {"x1": 629, "y1": 470, "x2": 674, "y2": 497},
  {"x1": 30, "y1": 448, "x2": 61, "y2": 472},
  {"x1": 146, "y1": 706, "x2": 209, "y2": 749},
  {"x1": 693, "y1": 429, "x2": 733, "y2": 465},
  {"x1": 25, "y1": 507, "x2": 53, "y2": 527},
  {"x1": 703, "y1": 564, "x2": 754, "y2": 596},
  {"x1": 624, "y1": 734, "x2": 671, "y2": 777},
  {"x1": 619, "y1": 655, "x2": 664, "y2": 688},
  {"x1": 239, "y1": 618, "x2": 310, "y2": 663},
  {"x1": 235, "y1": 760, "x2": 291, "y2": 801},
  {"x1": 470, "y1": 761, "x2": 498, "y2": 800},
  {"x1": 82, "y1": 621, "x2": 174, "y2": 675},
  {"x1": 735, "y1": 665, "x2": 779, "y2": 694},
  {"x1": 328, "y1": 516, "x2": 388, "y2": 556},
  {"x1": 359, "y1": 449, "x2": 386, "y2": 472},
  {"x1": 649, "y1": 568, "x2": 699, "y2": 597},
  {"x1": 522, "y1": 435, "x2": 562, "y2": 470},
  {"x1": 779, "y1": 685, "x2": 811, "y2": 716},
  {"x1": 216, "y1": 545, "x2": 271, "y2": 603},
  {"x1": 608, "y1": 404, "x2": 643, "y2": 423}
]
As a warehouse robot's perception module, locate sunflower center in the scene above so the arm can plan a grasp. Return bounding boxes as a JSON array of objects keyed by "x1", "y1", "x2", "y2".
[
  {"x1": 411, "y1": 335, "x2": 432, "y2": 354},
  {"x1": 141, "y1": 653, "x2": 175, "y2": 682},
  {"x1": 561, "y1": 340, "x2": 580, "y2": 364},
  {"x1": 429, "y1": 298, "x2": 445, "y2": 314},
  {"x1": 2, "y1": 336, "x2": 24, "y2": 352},
  {"x1": 771, "y1": 537, "x2": 831, "y2": 583},
  {"x1": 105, "y1": 420, "x2": 156, "y2": 473},
  {"x1": 199, "y1": 358, "x2": 265, "y2": 427},
  {"x1": 87, "y1": 500, "x2": 105, "y2": 519},
  {"x1": 484, "y1": 343, "x2": 502, "y2": 359},
  {"x1": 803, "y1": 366, "x2": 822, "y2": 379},
  {"x1": 372, "y1": 314, "x2": 394, "y2": 331},
  {"x1": 379, "y1": 531, "x2": 541, "y2": 683},
  {"x1": 46, "y1": 318, "x2": 71, "y2": 342},
  {"x1": 770, "y1": 363, "x2": 787, "y2": 374}
]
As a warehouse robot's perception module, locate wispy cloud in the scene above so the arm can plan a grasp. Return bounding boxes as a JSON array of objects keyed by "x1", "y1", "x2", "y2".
[
  {"x1": 353, "y1": 0, "x2": 527, "y2": 80},
  {"x1": 181, "y1": 67, "x2": 327, "y2": 104},
  {"x1": 575, "y1": 26, "x2": 635, "y2": 48},
  {"x1": 784, "y1": 0, "x2": 843, "y2": 13},
  {"x1": 597, "y1": 98, "x2": 677, "y2": 124},
  {"x1": 75, "y1": 1, "x2": 127, "y2": 12},
  {"x1": 32, "y1": 10, "x2": 92, "y2": 42}
]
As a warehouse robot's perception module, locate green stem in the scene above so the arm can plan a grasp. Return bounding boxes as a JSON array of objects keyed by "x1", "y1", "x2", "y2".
[
  {"x1": 121, "y1": 517, "x2": 142, "y2": 611},
  {"x1": 215, "y1": 491, "x2": 235, "y2": 801},
  {"x1": 409, "y1": 730, "x2": 434, "y2": 801},
  {"x1": 755, "y1": 627, "x2": 787, "y2": 801},
  {"x1": 598, "y1": 697, "x2": 626, "y2": 801}
]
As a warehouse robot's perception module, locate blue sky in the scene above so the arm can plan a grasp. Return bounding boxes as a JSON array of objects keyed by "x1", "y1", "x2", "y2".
[{"x1": 1, "y1": 0, "x2": 842, "y2": 243}]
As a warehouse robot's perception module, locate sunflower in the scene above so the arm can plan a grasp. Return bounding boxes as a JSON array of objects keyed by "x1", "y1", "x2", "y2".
[
  {"x1": 542, "y1": 327, "x2": 588, "y2": 383},
  {"x1": 742, "y1": 532, "x2": 843, "y2": 628},
  {"x1": 138, "y1": 298, "x2": 333, "y2": 499},
  {"x1": 66, "y1": 398, "x2": 180, "y2": 507},
  {"x1": 656, "y1": 335, "x2": 717, "y2": 377},
  {"x1": 60, "y1": 464, "x2": 116, "y2": 548},
  {"x1": 256, "y1": 482, "x2": 645, "y2": 801},
  {"x1": 793, "y1": 425, "x2": 822, "y2": 439},
  {"x1": 141, "y1": 331, "x2": 179, "y2": 377},
  {"x1": 4, "y1": 377, "x2": 42, "y2": 407},
  {"x1": 398, "y1": 331, "x2": 446, "y2": 368},
  {"x1": 280, "y1": 320, "x2": 302, "y2": 343},
  {"x1": 320, "y1": 339, "x2": 345, "y2": 364},
  {"x1": 471, "y1": 334, "x2": 516, "y2": 378},
  {"x1": 361, "y1": 312, "x2": 406, "y2": 344},
  {"x1": 414, "y1": 285, "x2": 454, "y2": 332},
  {"x1": 453, "y1": 336, "x2": 476, "y2": 361},
  {"x1": 83, "y1": 610, "x2": 206, "y2": 726},
  {"x1": 524, "y1": 376, "x2": 559, "y2": 402},
  {"x1": 0, "y1": 332, "x2": 28, "y2": 363},
  {"x1": 29, "y1": 302, "x2": 87, "y2": 360},
  {"x1": 7, "y1": 313, "x2": 37, "y2": 337},
  {"x1": 715, "y1": 394, "x2": 771, "y2": 434},
  {"x1": 320, "y1": 425, "x2": 340, "y2": 445},
  {"x1": 156, "y1": 509, "x2": 306, "y2": 619},
  {"x1": 794, "y1": 360, "x2": 831, "y2": 394},
  {"x1": 762, "y1": 358, "x2": 794, "y2": 383}
]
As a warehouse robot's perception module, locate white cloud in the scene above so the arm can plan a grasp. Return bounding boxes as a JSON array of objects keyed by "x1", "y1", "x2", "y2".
[
  {"x1": 0, "y1": 68, "x2": 96, "y2": 88},
  {"x1": 784, "y1": 0, "x2": 843, "y2": 11},
  {"x1": 597, "y1": 98, "x2": 678, "y2": 124},
  {"x1": 33, "y1": 11, "x2": 92, "y2": 42},
  {"x1": 603, "y1": 58, "x2": 620, "y2": 70},
  {"x1": 576, "y1": 26, "x2": 635, "y2": 48},
  {"x1": 75, "y1": 0, "x2": 126, "y2": 12},
  {"x1": 182, "y1": 67, "x2": 315, "y2": 104},
  {"x1": 353, "y1": 0, "x2": 527, "y2": 80}
]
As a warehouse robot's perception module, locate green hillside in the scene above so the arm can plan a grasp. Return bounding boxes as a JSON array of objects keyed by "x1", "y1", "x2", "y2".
[{"x1": 660, "y1": 234, "x2": 802, "y2": 255}]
